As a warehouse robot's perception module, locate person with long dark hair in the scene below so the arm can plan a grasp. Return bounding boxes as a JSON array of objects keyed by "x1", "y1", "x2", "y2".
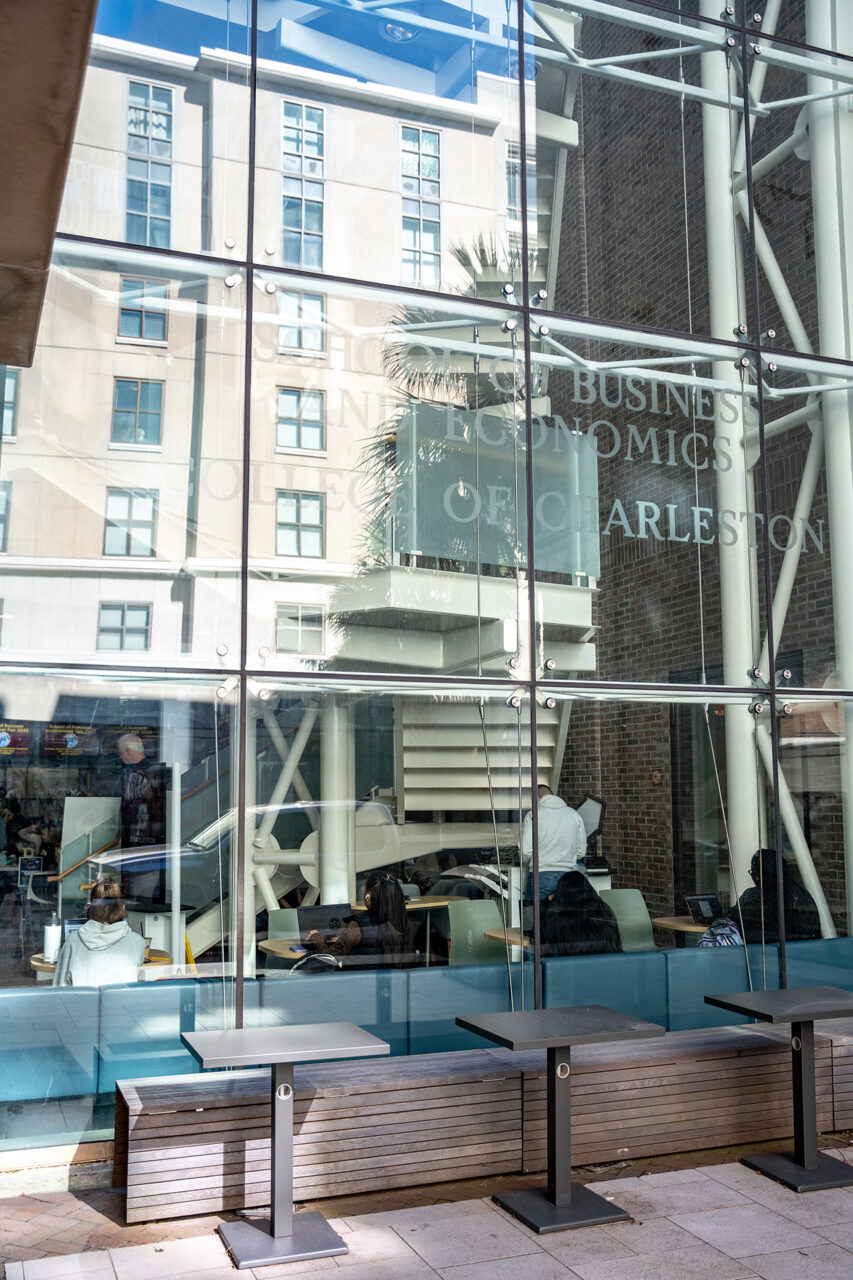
[
  {"x1": 540, "y1": 870, "x2": 622, "y2": 957},
  {"x1": 305, "y1": 869, "x2": 415, "y2": 968},
  {"x1": 726, "y1": 848, "x2": 821, "y2": 943}
]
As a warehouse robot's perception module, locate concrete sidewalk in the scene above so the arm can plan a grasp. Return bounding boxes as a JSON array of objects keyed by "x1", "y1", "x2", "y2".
[{"x1": 4, "y1": 1150, "x2": 853, "y2": 1280}]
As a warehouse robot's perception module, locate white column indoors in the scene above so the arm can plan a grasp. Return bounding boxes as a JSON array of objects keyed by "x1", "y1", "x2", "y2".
[
  {"x1": 806, "y1": 0, "x2": 853, "y2": 926},
  {"x1": 701, "y1": 0, "x2": 763, "y2": 886},
  {"x1": 320, "y1": 695, "x2": 352, "y2": 902}
]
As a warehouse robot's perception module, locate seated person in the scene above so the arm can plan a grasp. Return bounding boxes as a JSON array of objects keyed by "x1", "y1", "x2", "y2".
[
  {"x1": 305, "y1": 870, "x2": 416, "y2": 969},
  {"x1": 53, "y1": 878, "x2": 145, "y2": 986},
  {"x1": 540, "y1": 870, "x2": 622, "y2": 957},
  {"x1": 725, "y1": 848, "x2": 821, "y2": 944}
]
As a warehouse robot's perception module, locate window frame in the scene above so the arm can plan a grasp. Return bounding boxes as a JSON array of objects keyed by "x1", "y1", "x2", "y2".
[
  {"x1": 110, "y1": 377, "x2": 164, "y2": 447},
  {"x1": 2, "y1": 369, "x2": 19, "y2": 440},
  {"x1": 275, "y1": 489, "x2": 325, "y2": 559},
  {"x1": 281, "y1": 100, "x2": 325, "y2": 270},
  {"x1": 117, "y1": 277, "x2": 169, "y2": 345},
  {"x1": 103, "y1": 487, "x2": 158, "y2": 558},
  {"x1": 275, "y1": 603, "x2": 326, "y2": 655},
  {"x1": 277, "y1": 290, "x2": 326, "y2": 354},
  {"x1": 0, "y1": 481, "x2": 9, "y2": 553},
  {"x1": 276, "y1": 387, "x2": 325, "y2": 453},
  {"x1": 97, "y1": 602, "x2": 153, "y2": 652},
  {"x1": 126, "y1": 78, "x2": 174, "y2": 249},
  {"x1": 400, "y1": 122, "x2": 441, "y2": 289}
]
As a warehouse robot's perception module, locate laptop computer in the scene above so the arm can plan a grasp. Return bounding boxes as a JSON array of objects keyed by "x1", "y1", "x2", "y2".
[
  {"x1": 685, "y1": 893, "x2": 724, "y2": 925},
  {"x1": 297, "y1": 903, "x2": 353, "y2": 946}
]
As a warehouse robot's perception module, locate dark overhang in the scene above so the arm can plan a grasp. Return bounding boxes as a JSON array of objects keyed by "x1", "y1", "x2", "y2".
[{"x1": 0, "y1": 0, "x2": 98, "y2": 367}]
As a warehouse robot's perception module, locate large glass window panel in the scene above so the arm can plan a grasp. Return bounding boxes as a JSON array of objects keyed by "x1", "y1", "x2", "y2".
[
  {"x1": 57, "y1": 0, "x2": 251, "y2": 258},
  {"x1": 530, "y1": 316, "x2": 767, "y2": 685},
  {"x1": 525, "y1": 4, "x2": 753, "y2": 336},
  {"x1": 249, "y1": 277, "x2": 529, "y2": 678},
  {"x1": 253, "y1": 0, "x2": 522, "y2": 302},
  {"x1": 778, "y1": 691, "x2": 853, "y2": 963},
  {"x1": 534, "y1": 687, "x2": 800, "y2": 1022},
  {"x1": 755, "y1": 347, "x2": 852, "y2": 691},
  {"x1": 0, "y1": 670, "x2": 238, "y2": 1152},
  {"x1": 744, "y1": 32, "x2": 853, "y2": 362},
  {"x1": 0, "y1": 244, "x2": 245, "y2": 669},
  {"x1": 246, "y1": 680, "x2": 531, "y2": 1051}
]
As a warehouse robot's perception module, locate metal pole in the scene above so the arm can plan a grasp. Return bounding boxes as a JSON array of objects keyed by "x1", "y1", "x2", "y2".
[
  {"x1": 270, "y1": 1062, "x2": 294, "y2": 1239},
  {"x1": 791, "y1": 1021, "x2": 817, "y2": 1170},
  {"x1": 806, "y1": 0, "x2": 853, "y2": 931},
  {"x1": 170, "y1": 761, "x2": 183, "y2": 968},
  {"x1": 701, "y1": 2, "x2": 762, "y2": 885},
  {"x1": 242, "y1": 703, "x2": 257, "y2": 980},
  {"x1": 546, "y1": 1045, "x2": 572, "y2": 1206}
]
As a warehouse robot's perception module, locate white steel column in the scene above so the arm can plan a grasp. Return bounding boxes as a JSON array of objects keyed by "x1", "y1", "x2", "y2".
[
  {"x1": 701, "y1": 1, "x2": 762, "y2": 884},
  {"x1": 161, "y1": 699, "x2": 192, "y2": 971},
  {"x1": 242, "y1": 701, "x2": 257, "y2": 979},
  {"x1": 806, "y1": 0, "x2": 853, "y2": 927},
  {"x1": 320, "y1": 696, "x2": 351, "y2": 902}
]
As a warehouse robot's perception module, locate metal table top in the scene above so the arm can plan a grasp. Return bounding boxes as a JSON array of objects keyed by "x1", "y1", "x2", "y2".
[
  {"x1": 181, "y1": 1022, "x2": 390, "y2": 1070},
  {"x1": 704, "y1": 985, "x2": 853, "y2": 1025},
  {"x1": 456, "y1": 1005, "x2": 665, "y2": 1051}
]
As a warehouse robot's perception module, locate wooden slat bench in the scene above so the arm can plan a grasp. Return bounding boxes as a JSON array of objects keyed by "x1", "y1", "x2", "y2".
[
  {"x1": 489, "y1": 1025, "x2": 835, "y2": 1172},
  {"x1": 115, "y1": 1050, "x2": 521, "y2": 1223},
  {"x1": 115, "y1": 1025, "x2": 839, "y2": 1224}
]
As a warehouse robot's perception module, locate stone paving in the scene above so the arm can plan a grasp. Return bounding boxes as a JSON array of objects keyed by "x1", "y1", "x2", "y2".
[{"x1": 3, "y1": 1150, "x2": 853, "y2": 1280}]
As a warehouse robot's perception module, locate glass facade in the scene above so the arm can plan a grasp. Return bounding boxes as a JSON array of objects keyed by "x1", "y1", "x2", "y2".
[{"x1": 2, "y1": 0, "x2": 853, "y2": 1153}]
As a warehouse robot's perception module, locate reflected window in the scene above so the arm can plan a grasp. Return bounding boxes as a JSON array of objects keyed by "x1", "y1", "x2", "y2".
[
  {"x1": 0, "y1": 482, "x2": 9, "y2": 551},
  {"x1": 278, "y1": 290, "x2": 325, "y2": 352},
  {"x1": 126, "y1": 81, "x2": 173, "y2": 248},
  {"x1": 506, "y1": 143, "x2": 537, "y2": 249},
  {"x1": 2, "y1": 369, "x2": 19, "y2": 438},
  {"x1": 401, "y1": 125, "x2": 440, "y2": 288},
  {"x1": 118, "y1": 278, "x2": 167, "y2": 342},
  {"x1": 282, "y1": 101, "x2": 324, "y2": 269},
  {"x1": 97, "y1": 603, "x2": 151, "y2": 651},
  {"x1": 111, "y1": 379, "x2": 163, "y2": 446},
  {"x1": 276, "y1": 604, "x2": 324, "y2": 654},
  {"x1": 104, "y1": 488, "x2": 157, "y2": 557},
  {"x1": 277, "y1": 388, "x2": 324, "y2": 451},
  {"x1": 276, "y1": 490, "x2": 324, "y2": 558}
]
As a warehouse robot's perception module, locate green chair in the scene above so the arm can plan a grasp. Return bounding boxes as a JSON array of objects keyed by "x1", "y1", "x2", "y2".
[
  {"x1": 448, "y1": 898, "x2": 511, "y2": 966},
  {"x1": 598, "y1": 889, "x2": 656, "y2": 952},
  {"x1": 265, "y1": 907, "x2": 300, "y2": 970}
]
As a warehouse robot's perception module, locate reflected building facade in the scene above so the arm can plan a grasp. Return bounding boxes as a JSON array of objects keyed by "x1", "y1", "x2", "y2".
[{"x1": 1, "y1": 0, "x2": 853, "y2": 1155}]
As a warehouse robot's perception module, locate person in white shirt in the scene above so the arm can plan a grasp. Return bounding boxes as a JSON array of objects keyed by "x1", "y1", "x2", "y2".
[{"x1": 522, "y1": 784, "x2": 587, "y2": 899}]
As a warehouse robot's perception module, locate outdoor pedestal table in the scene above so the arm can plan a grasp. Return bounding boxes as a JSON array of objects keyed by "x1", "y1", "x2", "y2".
[
  {"x1": 181, "y1": 1022, "x2": 389, "y2": 1268},
  {"x1": 704, "y1": 985, "x2": 853, "y2": 1193},
  {"x1": 456, "y1": 1005, "x2": 664, "y2": 1233}
]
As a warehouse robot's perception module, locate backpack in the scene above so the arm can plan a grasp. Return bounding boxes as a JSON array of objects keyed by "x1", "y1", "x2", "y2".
[{"x1": 697, "y1": 917, "x2": 744, "y2": 948}]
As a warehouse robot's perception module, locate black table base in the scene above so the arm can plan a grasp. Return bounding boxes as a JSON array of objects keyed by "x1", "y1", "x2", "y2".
[
  {"x1": 742, "y1": 1150, "x2": 853, "y2": 1194},
  {"x1": 219, "y1": 1212, "x2": 348, "y2": 1269},
  {"x1": 494, "y1": 1184, "x2": 630, "y2": 1234}
]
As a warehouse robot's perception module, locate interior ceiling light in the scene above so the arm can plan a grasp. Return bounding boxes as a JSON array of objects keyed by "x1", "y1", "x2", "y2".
[{"x1": 382, "y1": 21, "x2": 417, "y2": 42}]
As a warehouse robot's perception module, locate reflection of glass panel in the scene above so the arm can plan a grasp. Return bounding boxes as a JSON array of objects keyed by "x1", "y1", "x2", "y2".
[{"x1": 0, "y1": 672, "x2": 238, "y2": 1147}]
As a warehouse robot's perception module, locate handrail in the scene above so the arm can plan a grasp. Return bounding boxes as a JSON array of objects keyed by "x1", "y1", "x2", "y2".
[{"x1": 47, "y1": 837, "x2": 120, "y2": 882}]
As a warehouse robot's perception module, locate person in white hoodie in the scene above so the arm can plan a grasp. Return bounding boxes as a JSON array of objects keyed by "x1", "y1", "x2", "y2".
[
  {"x1": 53, "y1": 878, "x2": 145, "y2": 986},
  {"x1": 522, "y1": 784, "x2": 587, "y2": 899}
]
